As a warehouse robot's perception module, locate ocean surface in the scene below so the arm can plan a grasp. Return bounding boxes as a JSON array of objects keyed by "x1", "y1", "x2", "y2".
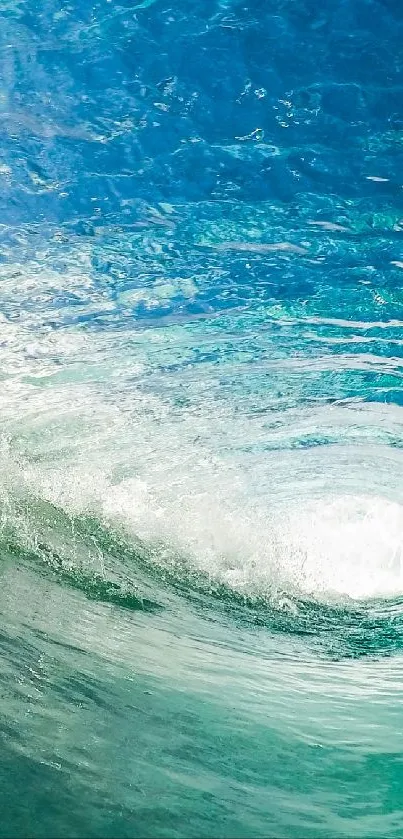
[{"x1": 1, "y1": 0, "x2": 403, "y2": 836}]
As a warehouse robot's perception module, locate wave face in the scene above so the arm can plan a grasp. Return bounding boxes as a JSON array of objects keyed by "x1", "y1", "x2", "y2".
[{"x1": 1, "y1": 0, "x2": 403, "y2": 837}]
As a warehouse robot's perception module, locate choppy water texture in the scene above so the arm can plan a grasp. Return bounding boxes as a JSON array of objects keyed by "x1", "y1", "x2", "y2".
[{"x1": 1, "y1": 0, "x2": 403, "y2": 837}]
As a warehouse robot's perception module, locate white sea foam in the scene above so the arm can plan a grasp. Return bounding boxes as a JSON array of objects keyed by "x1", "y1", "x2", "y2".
[{"x1": 1, "y1": 263, "x2": 403, "y2": 604}]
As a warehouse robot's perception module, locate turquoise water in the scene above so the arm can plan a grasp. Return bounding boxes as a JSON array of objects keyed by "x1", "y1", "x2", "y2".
[
  {"x1": 2, "y1": 215, "x2": 403, "y2": 837},
  {"x1": 2, "y1": 0, "x2": 403, "y2": 836}
]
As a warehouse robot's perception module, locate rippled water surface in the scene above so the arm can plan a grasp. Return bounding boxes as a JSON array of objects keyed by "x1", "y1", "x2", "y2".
[{"x1": 1, "y1": 0, "x2": 403, "y2": 836}]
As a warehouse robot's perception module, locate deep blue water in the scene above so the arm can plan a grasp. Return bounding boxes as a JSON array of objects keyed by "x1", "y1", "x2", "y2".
[{"x1": 1, "y1": 0, "x2": 403, "y2": 837}]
